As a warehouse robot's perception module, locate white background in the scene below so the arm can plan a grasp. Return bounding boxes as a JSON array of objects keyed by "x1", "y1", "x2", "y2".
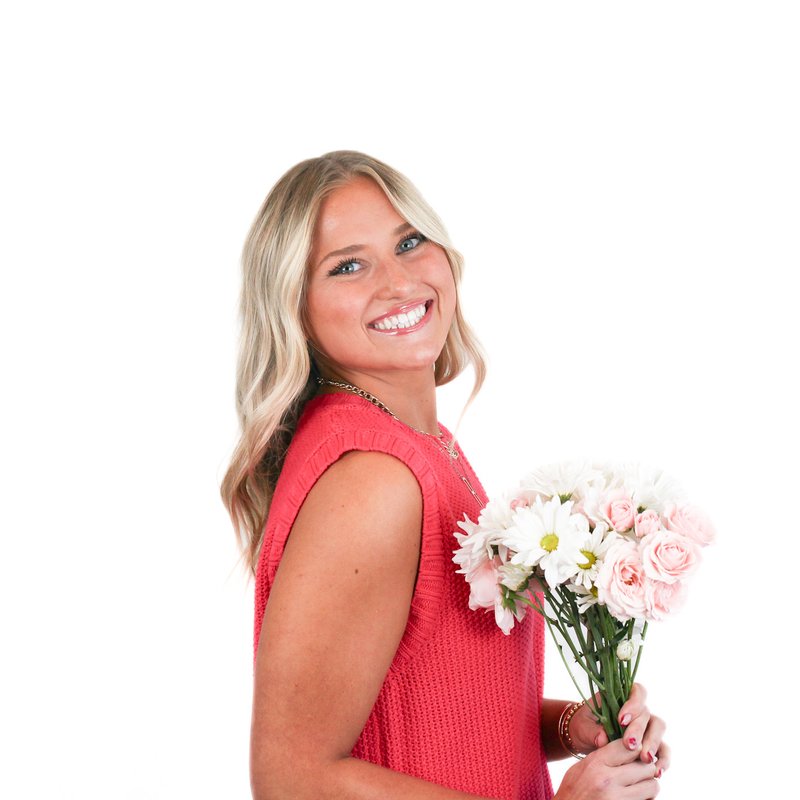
[{"x1": 2, "y1": 1, "x2": 797, "y2": 797}]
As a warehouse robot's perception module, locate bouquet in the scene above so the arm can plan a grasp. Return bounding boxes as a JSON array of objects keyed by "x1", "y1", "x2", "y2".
[{"x1": 453, "y1": 461, "x2": 714, "y2": 741}]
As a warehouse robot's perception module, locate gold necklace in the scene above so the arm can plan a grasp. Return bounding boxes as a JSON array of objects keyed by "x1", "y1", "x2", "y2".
[{"x1": 315, "y1": 377, "x2": 483, "y2": 508}]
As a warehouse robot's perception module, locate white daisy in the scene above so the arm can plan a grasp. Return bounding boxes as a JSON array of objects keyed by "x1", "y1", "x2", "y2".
[
  {"x1": 499, "y1": 561, "x2": 532, "y2": 592},
  {"x1": 453, "y1": 491, "x2": 523, "y2": 578},
  {"x1": 572, "y1": 522, "x2": 618, "y2": 589},
  {"x1": 520, "y1": 461, "x2": 601, "y2": 503},
  {"x1": 566, "y1": 581, "x2": 600, "y2": 613},
  {"x1": 616, "y1": 462, "x2": 686, "y2": 514},
  {"x1": 453, "y1": 514, "x2": 491, "y2": 579},
  {"x1": 503, "y1": 496, "x2": 587, "y2": 588}
]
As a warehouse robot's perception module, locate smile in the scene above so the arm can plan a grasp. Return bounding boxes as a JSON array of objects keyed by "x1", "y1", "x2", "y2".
[{"x1": 369, "y1": 301, "x2": 432, "y2": 332}]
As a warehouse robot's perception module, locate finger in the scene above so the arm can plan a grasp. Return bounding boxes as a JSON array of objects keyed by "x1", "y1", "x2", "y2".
[
  {"x1": 630, "y1": 682, "x2": 648, "y2": 703},
  {"x1": 571, "y1": 702, "x2": 607, "y2": 752},
  {"x1": 615, "y1": 761, "x2": 661, "y2": 800},
  {"x1": 619, "y1": 759, "x2": 661, "y2": 787},
  {"x1": 653, "y1": 740, "x2": 672, "y2": 774},
  {"x1": 626, "y1": 776, "x2": 661, "y2": 800},
  {"x1": 622, "y1": 710, "x2": 651, "y2": 755},
  {"x1": 595, "y1": 737, "x2": 644, "y2": 767},
  {"x1": 618, "y1": 682, "x2": 648, "y2": 727},
  {"x1": 640, "y1": 715, "x2": 667, "y2": 764}
]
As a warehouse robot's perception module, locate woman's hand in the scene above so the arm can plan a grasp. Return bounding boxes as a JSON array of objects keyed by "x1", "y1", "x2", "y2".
[
  {"x1": 555, "y1": 738, "x2": 661, "y2": 800},
  {"x1": 569, "y1": 684, "x2": 670, "y2": 772}
]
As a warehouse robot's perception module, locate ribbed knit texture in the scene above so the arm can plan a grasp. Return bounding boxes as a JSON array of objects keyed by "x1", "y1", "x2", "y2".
[{"x1": 254, "y1": 394, "x2": 554, "y2": 800}]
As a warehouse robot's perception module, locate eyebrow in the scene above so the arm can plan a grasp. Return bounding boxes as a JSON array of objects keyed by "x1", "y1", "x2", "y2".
[{"x1": 316, "y1": 222, "x2": 414, "y2": 268}]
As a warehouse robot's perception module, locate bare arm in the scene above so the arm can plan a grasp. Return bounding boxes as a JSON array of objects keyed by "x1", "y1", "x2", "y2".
[
  {"x1": 541, "y1": 698, "x2": 575, "y2": 762},
  {"x1": 251, "y1": 451, "x2": 491, "y2": 800}
]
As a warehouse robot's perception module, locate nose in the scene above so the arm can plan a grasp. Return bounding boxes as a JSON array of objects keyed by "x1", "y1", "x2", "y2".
[{"x1": 375, "y1": 255, "x2": 416, "y2": 299}]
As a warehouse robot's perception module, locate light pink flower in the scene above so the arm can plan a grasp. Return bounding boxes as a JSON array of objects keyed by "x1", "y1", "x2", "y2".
[
  {"x1": 595, "y1": 540, "x2": 648, "y2": 621},
  {"x1": 634, "y1": 509, "x2": 662, "y2": 538},
  {"x1": 664, "y1": 503, "x2": 716, "y2": 547},
  {"x1": 644, "y1": 577, "x2": 688, "y2": 621},
  {"x1": 464, "y1": 557, "x2": 527, "y2": 634},
  {"x1": 639, "y1": 529, "x2": 699, "y2": 584},
  {"x1": 603, "y1": 489, "x2": 636, "y2": 532},
  {"x1": 468, "y1": 558, "x2": 501, "y2": 610}
]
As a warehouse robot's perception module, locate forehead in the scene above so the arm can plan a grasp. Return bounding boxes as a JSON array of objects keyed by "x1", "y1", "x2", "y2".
[{"x1": 313, "y1": 177, "x2": 406, "y2": 246}]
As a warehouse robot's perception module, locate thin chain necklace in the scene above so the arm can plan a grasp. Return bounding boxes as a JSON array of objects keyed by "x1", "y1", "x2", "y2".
[{"x1": 316, "y1": 377, "x2": 483, "y2": 508}]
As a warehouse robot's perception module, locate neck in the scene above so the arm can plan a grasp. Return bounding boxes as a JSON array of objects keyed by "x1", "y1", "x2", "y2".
[{"x1": 319, "y1": 369, "x2": 440, "y2": 435}]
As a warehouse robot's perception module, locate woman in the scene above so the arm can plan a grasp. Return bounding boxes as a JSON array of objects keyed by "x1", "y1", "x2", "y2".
[{"x1": 222, "y1": 150, "x2": 668, "y2": 799}]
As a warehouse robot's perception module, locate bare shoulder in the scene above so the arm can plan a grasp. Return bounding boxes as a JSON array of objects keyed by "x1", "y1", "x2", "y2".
[
  {"x1": 265, "y1": 450, "x2": 424, "y2": 633},
  {"x1": 314, "y1": 449, "x2": 422, "y2": 507},
  {"x1": 288, "y1": 449, "x2": 423, "y2": 560}
]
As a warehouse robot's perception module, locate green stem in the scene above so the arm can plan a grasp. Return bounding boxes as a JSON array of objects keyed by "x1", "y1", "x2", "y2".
[
  {"x1": 523, "y1": 592, "x2": 591, "y2": 702},
  {"x1": 559, "y1": 588, "x2": 606, "y2": 686},
  {"x1": 520, "y1": 591, "x2": 604, "y2": 688},
  {"x1": 631, "y1": 621, "x2": 648, "y2": 683},
  {"x1": 517, "y1": 584, "x2": 646, "y2": 742}
]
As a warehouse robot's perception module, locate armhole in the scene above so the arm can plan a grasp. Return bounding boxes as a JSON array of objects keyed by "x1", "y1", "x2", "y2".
[{"x1": 257, "y1": 426, "x2": 446, "y2": 674}]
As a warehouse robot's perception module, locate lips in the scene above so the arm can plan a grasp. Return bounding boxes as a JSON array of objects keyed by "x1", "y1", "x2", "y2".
[{"x1": 368, "y1": 300, "x2": 432, "y2": 332}]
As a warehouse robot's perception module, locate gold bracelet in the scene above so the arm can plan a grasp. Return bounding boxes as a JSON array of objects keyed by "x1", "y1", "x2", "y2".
[{"x1": 557, "y1": 701, "x2": 586, "y2": 759}]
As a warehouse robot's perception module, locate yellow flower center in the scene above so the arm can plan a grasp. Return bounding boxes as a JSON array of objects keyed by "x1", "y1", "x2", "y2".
[
  {"x1": 541, "y1": 533, "x2": 559, "y2": 552},
  {"x1": 578, "y1": 550, "x2": 597, "y2": 570}
]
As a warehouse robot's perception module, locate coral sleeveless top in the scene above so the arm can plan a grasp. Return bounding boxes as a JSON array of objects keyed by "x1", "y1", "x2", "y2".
[{"x1": 254, "y1": 393, "x2": 553, "y2": 800}]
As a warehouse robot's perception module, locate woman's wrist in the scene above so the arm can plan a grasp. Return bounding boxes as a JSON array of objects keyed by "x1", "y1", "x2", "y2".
[{"x1": 557, "y1": 701, "x2": 586, "y2": 759}]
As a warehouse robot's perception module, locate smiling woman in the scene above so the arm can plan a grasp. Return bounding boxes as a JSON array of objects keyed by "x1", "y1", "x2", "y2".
[
  {"x1": 221, "y1": 151, "x2": 667, "y2": 800},
  {"x1": 305, "y1": 177, "x2": 457, "y2": 423}
]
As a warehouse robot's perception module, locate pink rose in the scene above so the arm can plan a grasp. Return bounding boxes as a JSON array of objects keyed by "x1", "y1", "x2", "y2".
[
  {"x1": 664, "y1": 503, "x2": 716, "y2": 547},
  {"x1": 639, "y1": 529, "x2": 699, "y2": 584},
  {"x1": 595, "y1": 540, "x2": 647, "y2": 621},
  {"x1": 468, "y1": 558, "x2": 500, "y2": 610},
  {"x1": 602, "y1": 489, "x2": 636, "y2": 532},
  {"x1": 644, "y1": 578, "x2": 688, "y2": 621},
  {"x1": 634, "y1": 509, "x2": 662, "y2": 538}
]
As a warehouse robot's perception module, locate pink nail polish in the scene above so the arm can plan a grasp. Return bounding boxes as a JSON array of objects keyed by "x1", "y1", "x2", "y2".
[
  {"x1": 627, "y1": 737, "x2": 637, "y2": 750},
  {"x1": 656, "y1": 768, "x2": 663, "y2": 779},
  {"x1": 645, "y1": 751, "x2": 655, "y2": 763},
  {"x1": 620, "y1": 713, "x2": 632, "y2": 726}
]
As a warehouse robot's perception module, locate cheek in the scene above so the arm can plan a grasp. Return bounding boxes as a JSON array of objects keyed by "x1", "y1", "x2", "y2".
[
  {"x1": 304, "y1": 289, "x2": 340, "y2": 351},
  {"x1": 303, "y1": 291, "x2": 323, "y2": 341},
  {"x1": 439, "y1": 267, "x2": 458, "y2": 320},
  {"x1": 305, "y1": 288, "x2": 363, "y2": 352}
]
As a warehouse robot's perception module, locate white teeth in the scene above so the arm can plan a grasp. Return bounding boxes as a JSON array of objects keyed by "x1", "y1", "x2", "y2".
[{"x1": 373, "y1": 302, "x2": 427, "y2": 331}]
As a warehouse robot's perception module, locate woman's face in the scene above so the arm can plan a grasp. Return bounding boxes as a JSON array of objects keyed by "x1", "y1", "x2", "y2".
[{"x1": 305, "y1": 177, "x2": 456, "y2": 383}]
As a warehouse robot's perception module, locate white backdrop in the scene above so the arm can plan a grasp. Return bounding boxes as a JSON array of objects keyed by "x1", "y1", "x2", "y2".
[{"x1": 2, "y1": 2, "x2": 797, "y2": 797}]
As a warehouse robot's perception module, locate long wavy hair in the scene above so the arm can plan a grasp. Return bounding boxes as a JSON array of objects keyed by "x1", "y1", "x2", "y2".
[{"x1": 221, "y1": 150, "x2": 487, "y2": 573}]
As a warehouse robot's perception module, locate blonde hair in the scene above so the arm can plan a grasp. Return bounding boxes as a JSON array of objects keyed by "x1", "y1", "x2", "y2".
[{"x1": 221, "y1": 150, "x2": 487, "y2": 572}]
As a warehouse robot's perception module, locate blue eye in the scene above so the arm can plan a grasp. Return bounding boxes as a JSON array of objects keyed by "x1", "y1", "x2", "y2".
[
  {"x1": 397, "y1": 232, "x2": 427, "y2": 253},
  {"x1": 328, "y1": 258, "x2": 363, "y2": 276}
]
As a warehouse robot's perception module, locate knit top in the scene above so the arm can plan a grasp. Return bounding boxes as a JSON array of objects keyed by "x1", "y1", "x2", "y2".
[{"x1": 254, "y1": 393, "x2": 553, "y2": 800}]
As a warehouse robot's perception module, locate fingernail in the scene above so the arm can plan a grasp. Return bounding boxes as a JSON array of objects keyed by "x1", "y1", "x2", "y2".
[
  {"x1": 645, "y1": 751, "x2": 655, "y2": 763},
  {"x1": 627, "y1": 737, "x2": 637, "y2": 750},
  {"x1": 656, "y1": 768, "x2": 663, "y2": 779},
  {"x1": 620, "y1": 713, "x2": 632, "y2": 726}
]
